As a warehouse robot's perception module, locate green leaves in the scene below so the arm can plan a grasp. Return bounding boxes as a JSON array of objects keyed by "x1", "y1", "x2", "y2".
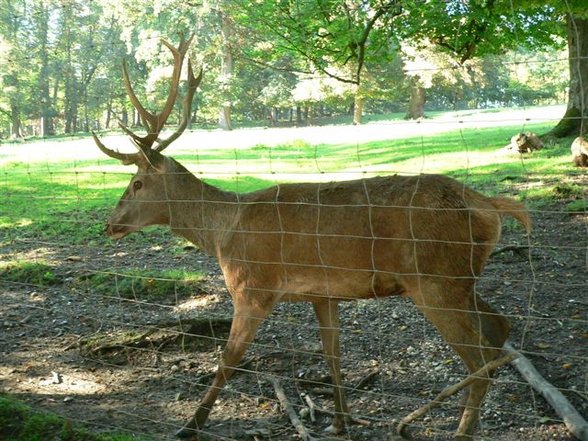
[{"x1": 0, "y1": 0, "x2": 572, "y2": 132}]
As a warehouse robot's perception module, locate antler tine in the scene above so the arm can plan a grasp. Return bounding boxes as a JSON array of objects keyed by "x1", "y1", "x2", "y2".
[
  {"x1": 119, "y1": 61, "x2": 160, "y2": 151},
  {"x1": 121, "y1": 60, "x2": 157, "y2": 132},
  {"x1": 92, "y1": 131, "x2": 139, "y2": 165},
  {"x1": 94, "y1": 35, "x2": 196, "y2": 162},
  {"x1": 116, "y1": 122, "x2": 153, "y2": 157},
  {"x1": 115, "y1": 35, "x2": 196, "y2": 153},
  {"x1": 155, "y1": 62, "x2": 203, "y2": 153},
  {"x1": 155, "y1": 34, "x2": 195, "y2": 135}
]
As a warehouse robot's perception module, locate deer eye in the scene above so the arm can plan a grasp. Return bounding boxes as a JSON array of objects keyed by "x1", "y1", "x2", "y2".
[{"x1": 133, "y1": 181, "x2": 143, "y2": 192}]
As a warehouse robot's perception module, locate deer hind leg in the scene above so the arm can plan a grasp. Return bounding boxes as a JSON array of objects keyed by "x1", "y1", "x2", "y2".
[
  {"x1": 312, "y1": 300, "x2": 351, "y2": 434},
  {"x1": 408, "y1": 280, "x2": 510, "y2": 441},
  {"x1": 176, "y1": 300, "x2": 274, "y2": 439}
]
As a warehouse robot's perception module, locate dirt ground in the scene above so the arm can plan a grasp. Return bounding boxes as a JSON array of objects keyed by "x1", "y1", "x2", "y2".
[{"x1": 1, "y1": 189, "x2": 586, "y2": 440}]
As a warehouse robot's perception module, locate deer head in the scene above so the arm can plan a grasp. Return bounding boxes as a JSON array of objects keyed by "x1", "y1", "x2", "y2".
[{"x1": 93, "y1": 36, "x2": 202, "y2": 239}]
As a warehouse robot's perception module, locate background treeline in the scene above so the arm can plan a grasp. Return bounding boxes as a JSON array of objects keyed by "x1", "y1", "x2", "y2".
[{"x1": 0, "y1": 0, "x2": 580, "y2": 138}]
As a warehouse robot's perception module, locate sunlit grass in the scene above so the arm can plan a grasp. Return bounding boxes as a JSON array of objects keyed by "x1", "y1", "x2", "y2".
[
  {"x1": 0, "y1": 260, "x2": 61, "y2": 286},
  {"x1": 75, "y1": 268, "x2": 206, "y2": 300},
  {"x1": 0, "y1": 117, "x2": 581, "y2": 247}
]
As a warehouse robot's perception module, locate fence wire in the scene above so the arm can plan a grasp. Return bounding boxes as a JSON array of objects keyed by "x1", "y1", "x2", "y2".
[{"x1": 1, "y1": 35, "x2": 587, "y2": 441}]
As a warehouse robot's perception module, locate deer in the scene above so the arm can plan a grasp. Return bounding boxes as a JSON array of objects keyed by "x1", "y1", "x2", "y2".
[
  {"x1": 571, "y1": 136, "x2": 588, "y2": 167},
  {"x1": 93, "y1": 37, "x2": 531, "y2": 441}
]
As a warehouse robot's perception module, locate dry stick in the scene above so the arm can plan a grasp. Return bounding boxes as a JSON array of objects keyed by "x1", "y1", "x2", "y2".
[
  {"x1": 84, "y1": 328, "x2": 158, "y2": 354},
  {"x1": 397, "y1": 352, "x2": 518, "y2": 437},
  {"x1": 490, "y1": 244, "x2": 529, "y2": 258},
  {"x1": 146, "y1": 316, "x2": 233, "y2": 331},
  {"x1": 303, "y1": 393, "x2": 317, "y2": 423},
  {"x1": 298, "y1": 393, "x2": 371, "y2": 428},
  {"x1": 271, "y1": 377, "x2": 316, "y2": 441},
  {"x1": 504, "y1": 342, "x2": 588, "y2": 441},
  {"x1": 352, "y1": 370, "x2": 379, "y2": 392}
]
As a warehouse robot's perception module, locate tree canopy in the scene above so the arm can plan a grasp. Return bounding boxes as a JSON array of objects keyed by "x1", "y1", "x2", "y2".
[{"x1": 0, "y1": 0, "x2": 579, "y2": 138}]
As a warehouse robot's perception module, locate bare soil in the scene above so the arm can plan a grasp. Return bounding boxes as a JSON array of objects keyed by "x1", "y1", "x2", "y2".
[{"x1": 1, "y1": 197, "x2": 586, "y2": 441}]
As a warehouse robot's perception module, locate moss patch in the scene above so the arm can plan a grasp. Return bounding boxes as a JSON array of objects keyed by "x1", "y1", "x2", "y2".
[
  {"x1": 0, "y1": 261, "x2": 62, "y2": 287},
  {"x1": 0, "y1": 394, "x2": 147, "y2": 441}
]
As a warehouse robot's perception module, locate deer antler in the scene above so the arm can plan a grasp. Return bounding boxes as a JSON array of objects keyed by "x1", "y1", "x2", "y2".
[
  {"x1": 93, "y1": 35, "x2": 202, "y2": 162},
  {"x1": 92, "y1": 131, "x2": 139, "y2": 165},
  {"x1": 154, "y1": 59, "x2": 203, "y2": 152}
]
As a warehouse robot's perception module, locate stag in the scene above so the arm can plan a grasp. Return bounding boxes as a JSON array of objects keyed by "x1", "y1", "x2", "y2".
[{"x1": 94, "y1": 38, "x2": 531, "y2": 441}]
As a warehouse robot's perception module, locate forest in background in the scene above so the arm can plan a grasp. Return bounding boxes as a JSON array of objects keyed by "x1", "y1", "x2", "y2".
[{"x1": 0, "y1": 0, "x2": 585, "y2": 139}]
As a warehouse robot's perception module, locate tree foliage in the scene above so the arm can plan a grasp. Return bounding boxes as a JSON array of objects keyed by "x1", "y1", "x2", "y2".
[{"x1": 0, "y1": 0, "x2": 576, "y2": 138}]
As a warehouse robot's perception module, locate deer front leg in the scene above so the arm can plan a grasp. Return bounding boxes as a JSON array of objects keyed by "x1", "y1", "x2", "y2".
[
  {"x1": 176, "y1": 302, "x2": 273, "y2": 439},
  {"x1": 312, "y1": 300, "x2": 351, "y2": 434}
]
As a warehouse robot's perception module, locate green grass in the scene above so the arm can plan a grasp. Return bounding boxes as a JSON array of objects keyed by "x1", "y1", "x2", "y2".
[
  {"x1": 0, "y1": 118, "x2": 583, "y2": 249},
  {"x1": 0, "y1": 259, "x2": 204, "y2": 300},
  {"x1": 0, "y1": 260, "x2": 62, "y2": 286},
  {"x1": 76, "y1": 268, "x2": 205, "y2": 300},
  {"x1": 0, "y1": 164, "x2": 129, "y2": 245},
  {"x1": 565, "y1": 198, "x2": 587, "y2": 213},
  {"x1": 0, "y1": 394, "x2": 148, "y2": 441}
]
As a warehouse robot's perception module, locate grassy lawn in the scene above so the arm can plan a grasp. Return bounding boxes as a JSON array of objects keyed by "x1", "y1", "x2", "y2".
[
  {"x1": 0, "y1": 111, "x2": 585, "y2": 441},
  {"x1": 1, "y1": 119, "x2": 583, "y2": 247}
]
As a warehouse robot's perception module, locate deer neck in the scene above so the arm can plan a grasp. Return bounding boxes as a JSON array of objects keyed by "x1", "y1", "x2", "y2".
[{"x1": 162, "y1": 165, "x2": 239, "y2": 257}]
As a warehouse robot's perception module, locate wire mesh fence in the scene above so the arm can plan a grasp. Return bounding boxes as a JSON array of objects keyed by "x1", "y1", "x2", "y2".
[
  {"x1": 1, "y1": 14, "x2": 587, "y2": 440},
  {"x1": 1, "y1": 108, "x2": 586, "y2": 441}
]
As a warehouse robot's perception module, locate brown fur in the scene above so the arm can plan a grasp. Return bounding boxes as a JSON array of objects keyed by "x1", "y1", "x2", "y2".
[
  {"x1": 571, "y1": 136, "x2": 588, "y2": 167},
  {"x1": 103, "y1": 153, "x2": 531, "y2": 440},
  {"x1": 95, "y1": 44, "x2": 531, "y2": 439}
]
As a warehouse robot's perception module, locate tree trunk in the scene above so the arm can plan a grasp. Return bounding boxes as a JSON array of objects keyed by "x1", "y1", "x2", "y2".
[
  {"x1": 548, "y1": 15, "x2": 588, "y2": 138},
  {"x1": 296, "y1": 105, "x2": 302, "y2": 126},
  {"x1": 121, "y1": 105, "x2": 128, "y2": 127},
  {"x1": 353, "y1": 94, "x2": 363, "y2": 125},
  {"x1": 352, "y1": 80, "x2": 364, "y2": 125},
  {"x1": 81, "y1": 70, "x2": 95, "y2": 133},
  {"x1": 105, "y1": 100, "x2": 112, "y2": 129},
  {"x1": 83, "y1": 87, "x2": 90, "y2": 132},
  {"x1": 405, "y1": 79, "x2": 426, "y2": 120},
  {"x1": 36, "y1": 3, "x2": 53, "y2": 137},
  {"x1": 64, "y1": 75, "x2": 78, "y2": 134},
  {"x1": 133, "y1": 108, "x2": 141, "y2": 126},
  {"x1": 10, "y1": 101, "x2": 23, "y2": 138},
  {"x1": 218, "y1": 106, "x2": 232, "y2": 130},
  {"x1": 217, "y1": 10, "x2": 233, "y2": 131},
  {"x1": 305, "y1": 105, "x2": 314, "y2": 126}
]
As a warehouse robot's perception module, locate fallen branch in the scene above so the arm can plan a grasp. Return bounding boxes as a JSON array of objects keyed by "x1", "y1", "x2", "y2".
[
  {"x1": 81, "y1": 328, "x2": 159, "y2": 355},
  {"x1": 397, "y1": 352, "x2": 518, "y2": 437},
  {"x1": 352, "y1": 370, "x2": 379, "y2": 392},
  {"x1": 271, "y1": 377, "x2": 316, "y2": 441},
  {"x1": 303, "y1": 393, "x2": 317, "y2": 423},
  {"x1": 504, "y1": 342, "x2": 588, "y2": 441},
  {"x1": 299, "y1": 393, "x2": 370, "y2": 429},
  {"x1": 146, "y1": 316, "x2": 233, "y2": 334},
  {"x1": 490, "y1": 244, "x2": 529, "y2": 258},
  {"x1": 81, "y1": 316, "x2": 233, "y2": 354}
]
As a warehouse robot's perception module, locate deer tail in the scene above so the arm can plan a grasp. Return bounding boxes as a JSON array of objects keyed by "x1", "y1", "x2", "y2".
[{"x1": 489, "y1": 197, "x2": 532, "y2": 233}]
